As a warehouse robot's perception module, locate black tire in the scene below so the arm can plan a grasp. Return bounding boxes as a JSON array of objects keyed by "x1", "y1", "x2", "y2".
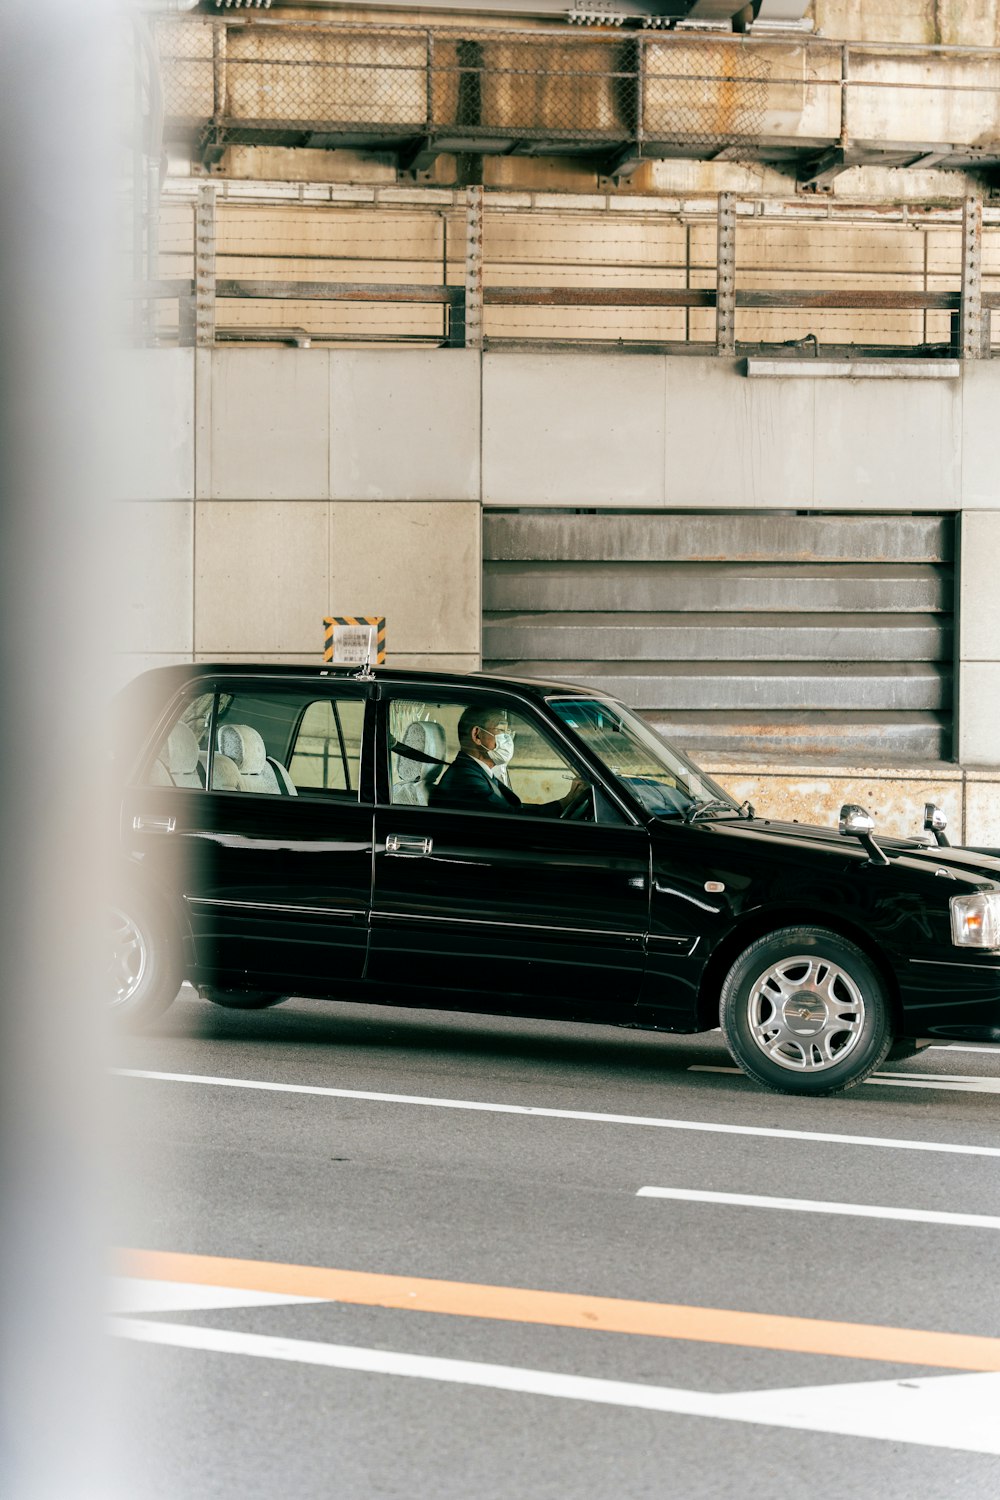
[
  {"x1": 201, "y1": 987, "x2": 287, "y2": 1011},
  {"x1": 110, "y1": 891, "x2": 181, "y2": 1031},
  {"x1": 719, "y1": 925, "x2": 892, "y2": 1096}
]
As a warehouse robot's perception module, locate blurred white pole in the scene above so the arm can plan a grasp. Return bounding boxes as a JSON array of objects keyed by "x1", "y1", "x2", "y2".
[{"x1": 0, "y1": 3, "x2": 117, "y2": 1497}]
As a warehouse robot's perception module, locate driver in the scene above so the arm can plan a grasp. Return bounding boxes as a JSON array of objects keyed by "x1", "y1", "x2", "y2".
[{"x1": 430, "y1": 705, "x2": 586, "y2": 816}]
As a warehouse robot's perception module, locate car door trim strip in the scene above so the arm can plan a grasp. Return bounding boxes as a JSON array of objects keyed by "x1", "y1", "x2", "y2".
[
  {"x1": 910, "y1": 958, "x2": 1000, "y2": 971},
  {"x1": 185, "y1": 897, "x2": 360, "y2": 920},
  {"x1": 368, "y1": 910, "x2": 643, "y2": 941}
]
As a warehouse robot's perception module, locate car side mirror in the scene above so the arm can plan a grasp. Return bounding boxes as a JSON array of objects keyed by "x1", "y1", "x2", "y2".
[
  {"x1": 839, "y1": 804, "x2": 874, "y2": 837},
  {"x1": 838, "y1": 804, "x2": 889, "y2": 866},
  {"x1": 923, "y1": 802, "x2": 951, "y2": 848}
]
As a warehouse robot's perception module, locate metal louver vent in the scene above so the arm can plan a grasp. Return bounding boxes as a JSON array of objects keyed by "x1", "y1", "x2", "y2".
[{"x1": 482, "y1": 511, "x2": 954, "y2": 762}]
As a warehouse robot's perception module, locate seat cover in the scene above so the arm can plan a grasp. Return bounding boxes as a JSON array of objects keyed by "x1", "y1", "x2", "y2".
[
  {"x1": 392, "y1": 719, "x2": 447, "y2": 806},
  {"x1": 162, "y1": 720, "x2": 203, "y2": 789},
  {"x1": 217, "y1": 723, "x2": 282, "y2": 795},
  {"x1": 210, "y1": 752, "x2": 242, "y2": 792}
]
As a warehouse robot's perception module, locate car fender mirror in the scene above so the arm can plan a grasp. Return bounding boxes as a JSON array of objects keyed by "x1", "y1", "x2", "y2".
[
  {"x1": 923, "y1": 802, "x2": 951, "y2": 848},
  {"x1": 838, "y1": 803, "x2": 889, "y2": 866}
]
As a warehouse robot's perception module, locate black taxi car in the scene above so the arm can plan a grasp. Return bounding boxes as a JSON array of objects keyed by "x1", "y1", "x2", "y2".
[{"x1": 111, "y1": 663, "x2": 1000, "y2": 1096}]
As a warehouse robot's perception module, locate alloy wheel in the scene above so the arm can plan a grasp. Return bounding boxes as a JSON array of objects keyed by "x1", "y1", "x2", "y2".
[
  {"x1": 746, "y1": 954, "x2": 865, "y2": 1072},
  {"x1": 110, "y1": 907, "x2": 148, "y2": 1008}
]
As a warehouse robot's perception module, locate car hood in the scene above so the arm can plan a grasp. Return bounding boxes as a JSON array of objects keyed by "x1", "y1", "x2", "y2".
[{"x1": 674, "y1": 815, "x2": 1000, "y2": 883}]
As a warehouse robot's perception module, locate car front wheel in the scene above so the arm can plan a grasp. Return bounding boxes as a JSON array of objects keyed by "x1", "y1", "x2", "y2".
[{"x1": 719, "y1": 926, "x2": 892, "y2": 1096}]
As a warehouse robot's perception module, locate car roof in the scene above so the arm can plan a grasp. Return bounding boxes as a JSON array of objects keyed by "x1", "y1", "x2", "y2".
[{"x1": 116, "y1": 662, "x2": 610, "y2": 706}]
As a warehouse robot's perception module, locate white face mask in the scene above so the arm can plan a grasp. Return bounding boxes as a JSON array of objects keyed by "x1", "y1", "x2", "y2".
[{"x1": 489, "y1": 731, "x2": 515, "y2": 766}]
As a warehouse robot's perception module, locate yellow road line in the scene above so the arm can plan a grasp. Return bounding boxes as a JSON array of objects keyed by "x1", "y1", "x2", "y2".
[{"x1": 118, "y1": 1250, "x2": 1000, "y2": 1373}]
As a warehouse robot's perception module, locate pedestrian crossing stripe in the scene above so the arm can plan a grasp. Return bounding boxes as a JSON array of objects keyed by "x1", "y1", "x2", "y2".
[{"x1": 324, "y1": 616, "x2": 386, "y2": 665}]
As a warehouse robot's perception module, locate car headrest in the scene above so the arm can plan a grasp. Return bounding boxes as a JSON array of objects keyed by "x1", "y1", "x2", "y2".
[
  {"x1": 396, "y1": 719, "x2": 447, "y2": 784},
  {"x1": 218, "y1": 723, "x2": 267, "y2": 775},
  {"x1": 166, "y1": 720, "x2": 200, "y2": 775}
]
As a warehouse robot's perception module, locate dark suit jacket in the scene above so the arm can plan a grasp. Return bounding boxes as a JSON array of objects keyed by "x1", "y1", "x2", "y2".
[{"x1": 430, "y1": 752, "x2": 524, "y2": 812}]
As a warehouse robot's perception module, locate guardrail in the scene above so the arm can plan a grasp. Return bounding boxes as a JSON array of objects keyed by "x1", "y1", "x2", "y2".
[{"x1": 132, "y1": 187, "x2": 996, "y2": 360}]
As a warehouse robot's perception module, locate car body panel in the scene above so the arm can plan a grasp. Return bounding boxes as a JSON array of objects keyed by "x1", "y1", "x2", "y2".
[{"x1": 369, "y1": 801, "x2": 650, "y2": 1002}]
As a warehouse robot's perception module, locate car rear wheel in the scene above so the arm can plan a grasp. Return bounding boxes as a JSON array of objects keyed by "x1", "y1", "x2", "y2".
[
  {"x1": 201, "y1": 987, "x2": 287, "y2": 1011},
  {"x1": 110, "y1": 894, "x2": 181, "y2": 1030},
  {"x1": 719, "y1": 925, "x2": 892, "y2": 1096}
]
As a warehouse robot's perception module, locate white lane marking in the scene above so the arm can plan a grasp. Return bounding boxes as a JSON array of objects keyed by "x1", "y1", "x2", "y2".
[
  {"x1": 112, "y1": 1069, "x2": 1000, "y2": 1160},
  {"x1": 870, "y1": 1076, "x2": 1000, "y2": 1094},
  {"x1": 869, "y1": 1071, "x2": 1000, "y2": 1083},
  {"x1": 110, "y1": 1317, "x2": 1000, "y2": 1456},
  {"x1": 719, "y1": 1369, "x2": 1000, "y2": 1457},
  {"x1": 636, "y1": 1187, "x2": 1000, "y2": 1232},
  {"x1": 108, "y1": 1277, "x2": 329, "y2": 1316},
  {"x1": 928, "y1": 1046, "x2": 1000, "y2": 1055},
  {"x1": 690, "y1": 1066, "x2": 1000, "y2": 1094}
]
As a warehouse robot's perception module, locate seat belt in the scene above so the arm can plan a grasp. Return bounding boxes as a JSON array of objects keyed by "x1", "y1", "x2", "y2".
[
  {"x1": 389, "y1": 737, "x2": 448, "y2": 768},
  {"x1": 267, "y1": 756, "x2": 291, "y2": 794}
]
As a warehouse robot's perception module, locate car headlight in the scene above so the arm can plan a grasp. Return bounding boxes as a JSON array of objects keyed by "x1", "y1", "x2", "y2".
[{"x1": 950, "y1": 892, "x2": 1000, "y2": 948}]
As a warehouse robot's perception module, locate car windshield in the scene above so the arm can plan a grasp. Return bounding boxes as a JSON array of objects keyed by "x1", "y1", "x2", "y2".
[{"x1": 547, "y1": 696, "x2": 740, "y2": 820}]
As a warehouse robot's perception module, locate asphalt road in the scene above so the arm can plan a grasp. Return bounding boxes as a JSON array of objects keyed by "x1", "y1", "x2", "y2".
[{"x1": 111, "y1": 988, "x2": 1000, "y2": 1500}]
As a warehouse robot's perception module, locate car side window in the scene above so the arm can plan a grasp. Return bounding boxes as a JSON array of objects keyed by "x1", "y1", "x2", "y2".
[
  {"x1": 144, "y1": 691, "x2": 214, "y2": 789},
  {"x1": 144, "y1": 686, "x2": 365, "y2": 800},
  {"x1": 288, "y1": 697, "x2": 365, "y2": 794},
  {"x1": 388, "y1": 696, "x2": 597, "y2": 820}
]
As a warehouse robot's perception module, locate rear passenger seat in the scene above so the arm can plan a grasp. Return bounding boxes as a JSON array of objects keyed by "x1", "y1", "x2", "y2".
[
  {"x1": 210, "y1": 752, "x2": 241, "y2": 791},
  {"x1": 216, "y1": 723, "x2": 297, "y2": 796},
  {"x1": 151, "y1": 721, "x2": 204, "y2": 789}
]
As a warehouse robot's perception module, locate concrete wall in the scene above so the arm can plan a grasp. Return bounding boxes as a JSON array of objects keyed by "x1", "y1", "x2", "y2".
[
  {"x1": 116, "y1": 346, "x2": 1000, "y2": 833},
  {"x1": 703, "y1": 759, "x2": 1000, "y2": 850},
  {"x1": 117, "y1": 347, "x2": 482, "y2": 681},
  {"x1": 810, "y1": 1, "x2": 1000, "y2": 48}
]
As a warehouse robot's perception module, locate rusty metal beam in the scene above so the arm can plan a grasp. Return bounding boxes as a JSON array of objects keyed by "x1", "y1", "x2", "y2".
[
  {"x1": 484, "y1": 287, "x2": 716, "y2": 307},
  {"x1": 197, "y1": 125, "x2": 227, "y2": 170},
  {"x1": 906, "y1": 149, "x2": 954, "y2": 169},
  {"x1": 797, "y1": 145, "x2": 849, "y2": 189},
  {"x1": 492, "y1": 289, "x2": 958, "y2": 312},
  {"x1": 397, "y1": 136, "x2": 440, "y2": 174},
  {"x1": 216, "y1": 280, "x2": 459, "y2": 303},
  {"x1": 217, "y1": 326, "x2": 313, "y2": 348},
  {"x1": 209, "y1": 282, "x2": 962, "y2": 313},
  {"x1": 738, "y1": 289, "x2": 959, "y2": 310},
  {"x1": 600, "y1": 144, "x2": 645, "y2": 181}
]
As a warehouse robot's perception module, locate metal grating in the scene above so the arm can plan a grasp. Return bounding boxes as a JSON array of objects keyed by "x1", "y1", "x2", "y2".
[
  {"x1": 157, "y1": 18, "x2": 1000, "y2": 181},
  {"x1": 483, "y1": 511, "x2": 955, "y2": 762}
]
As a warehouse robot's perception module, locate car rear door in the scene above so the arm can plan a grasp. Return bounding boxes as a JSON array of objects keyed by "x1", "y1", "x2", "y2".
[{"x1": 121, "y1": 676, "x2": 375, "y2": 992}]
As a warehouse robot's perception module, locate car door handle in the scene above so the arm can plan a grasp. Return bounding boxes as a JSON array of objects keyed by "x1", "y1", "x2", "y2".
[
  {"x1": 132, "y1": 814, "x2": 177, "y2": 834},
  {"x1": 385, "y1": 833, "x2": 432, "y2": 857}
]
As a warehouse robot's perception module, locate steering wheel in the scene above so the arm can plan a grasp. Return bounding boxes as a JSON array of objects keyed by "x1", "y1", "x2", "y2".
[{"x1": 559, "y1": 785, "x2": 593, "y2": 821}]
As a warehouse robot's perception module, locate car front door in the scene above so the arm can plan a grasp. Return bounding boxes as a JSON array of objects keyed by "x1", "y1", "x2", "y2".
[
  {"x1": 367, "y1": 687, "x2": 650, "y2": 1005},
  {"x1": 121, "y1": 677, "x2": 375, "y2": 992}
]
